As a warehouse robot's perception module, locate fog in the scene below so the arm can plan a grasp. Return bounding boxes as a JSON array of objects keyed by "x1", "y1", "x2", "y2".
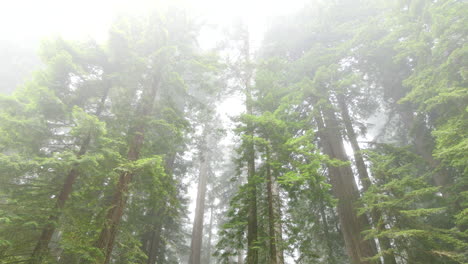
[{"x1": 0, "y1": 1, "x2": 465, "y2": 264}]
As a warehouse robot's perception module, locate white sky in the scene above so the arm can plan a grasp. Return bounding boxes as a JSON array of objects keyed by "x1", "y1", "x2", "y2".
[{"x1": 0, "y1": 0, "x2": 307, "y2": 44}]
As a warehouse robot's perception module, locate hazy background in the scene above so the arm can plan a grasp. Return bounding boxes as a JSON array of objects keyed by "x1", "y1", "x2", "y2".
[
  {"x1": 0, "y1": 0, "x2": 307, "y2": 94},
  {"x1": 0, "y1": 0, "x2": 308, "y2": 231}
]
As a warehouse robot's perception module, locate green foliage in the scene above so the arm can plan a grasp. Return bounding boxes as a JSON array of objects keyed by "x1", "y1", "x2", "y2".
[
  {"x1": 361, "y1": 145, "x2": 468, "y2": 263},
  {"x1": 1, "y1": 1, "x2": 467, "y2": 263}
]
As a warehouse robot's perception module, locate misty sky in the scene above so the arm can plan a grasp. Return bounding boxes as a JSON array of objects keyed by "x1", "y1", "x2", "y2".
[
  {"x1": 1, "y1": 0, "x2": 308, "y2": 43},
  {"x1": 0, "y1": 0, "x2": 308, "y2": 93}
]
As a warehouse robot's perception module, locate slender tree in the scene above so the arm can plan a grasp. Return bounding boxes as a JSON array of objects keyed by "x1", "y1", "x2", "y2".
[{"x1": 189, "y1": 129, "x2": 211, "y2": 264}]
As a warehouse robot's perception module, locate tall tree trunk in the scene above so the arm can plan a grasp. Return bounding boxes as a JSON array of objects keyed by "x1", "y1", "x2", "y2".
[
  {"x1": 206, "y1": 205, "x2": 214, "y2": 264},
  {"x1": 265, "y1": 148, "x2": 277, "y2": 264},
  {"x1": 337, "y1": 94, "x2": 397, "y2": 264},
  {"x1": 189, "y1": 138, "x2": 210, "y2": 264},
  {"x1": 242, "y1": 30, "x2": 258, "y2": 264},
  {"x1": 336, "y1": 94, "x2": 371, "y2": 190},
  {"x1": 315, "y1": 103, "x2": 378, "y2": 264},
  {"x1": 29, "y1": 84, "x2": 110, "y2": 264},
  {"x1": 271, "y1": 176, "x2": 284, "y2": 264},
  {"x1": 94, "y1": 80, "x2": 159, "y2": 264},
  {"x1": 314, "y1": 123, "x2": 340, "y2": 264},
  {"x1": 246, "y1": 149, "x2": 258, "y2": 264}
]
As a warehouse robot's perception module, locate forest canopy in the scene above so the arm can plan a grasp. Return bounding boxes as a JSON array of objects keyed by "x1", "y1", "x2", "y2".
[{"x1": 0, "y1": 0, "x2": 467, "y2": 264}]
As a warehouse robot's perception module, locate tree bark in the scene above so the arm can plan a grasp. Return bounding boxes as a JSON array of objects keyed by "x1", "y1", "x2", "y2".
[
  {"x1": 337, "y1": 94, "x2": 397, "y2": 264},
  {"x1": 336, "y1": 94, "x2": 371, "y2": 190},
  {"x1": 242, "y1": 29, "x2": 258, "y2": 264},
  {"x1": 206, "y1": 205, "x2": 214, "y2": 264},
  {"x1": 94, "y1": 79, "x2": 159, "y2": 264},
  {"x1": 271, "y1": 175, "x2": 284, "y2": 264},
  {"x1": 189, "y1": 137, "x2": 210, "y2": 264},
  {"x1": 246, "y1": 149, "x2": 258, "y2": 264},
  {"x1": 265, "y1": 148, "x2": 277, "y2": 264},
  {"x1": 315, "y1": 103, "x2": 378, "y2": 264},
  {"x1": 29, "y1": 84, "x2": 110, "y2": 264}
]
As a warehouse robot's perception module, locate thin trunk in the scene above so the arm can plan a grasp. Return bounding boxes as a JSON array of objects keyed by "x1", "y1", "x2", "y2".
[
  {"x1": 29, "y1": 84, "x2": 110, "y2": 264},
  {"x1": 271, "y1": 177, "x2": 284, "y2": 264},
  {"x1": 266, "y1": 148, "x2": 277, "y2": 264},
  {"x1": 337, "y1": 94, "x2": 397, "y2": 264},
  {"x1": 206, "y1": 205, "x2": 214, "y2": 264},
  {"x1": 314, "y1": 124, "x2": 338, "y2": 264},
  {"x1": 336, "y1": 94, "x2": 371, "y2": 190},
  {"x1": 94, "y1": 80, "x2": 159, "y2": 264},
  {"x1": 189, "y1": 145, "x2": 210, "y2": 264},
  {"x1": 243, "y1": 30, "x2": 258, "y2": 264},
  {"x1": 315, "y1": 104, "x2": 378, "y2": 264},
  {"x1": 271, "y1": 173, "x2": 284, "y2": 264},
  {"x1": 246, "y1": 150, "x2": 258, "y2": 264}
]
